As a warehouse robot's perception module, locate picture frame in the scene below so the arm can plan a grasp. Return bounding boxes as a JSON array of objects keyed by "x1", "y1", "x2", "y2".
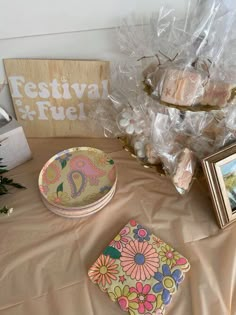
[{"x1": 202, "y1": 143, "x2": 236, "y2": 229}]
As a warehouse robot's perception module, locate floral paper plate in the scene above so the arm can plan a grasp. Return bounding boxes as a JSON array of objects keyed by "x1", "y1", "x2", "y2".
[
  {"x1": 38, "y1": 147, "x2": 117, "y2": 209},
  {"x1": 41, "y1": 184, "x2": 116, "y2": 218}
]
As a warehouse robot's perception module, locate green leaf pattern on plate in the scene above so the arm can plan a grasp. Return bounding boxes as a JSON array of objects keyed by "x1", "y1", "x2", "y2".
[
  {"x1": 56, "y1": 182, "x2": 64, "y2": 195},
  {"x1": 61, "y1": 159, "x2": 67, "y2": 169}
]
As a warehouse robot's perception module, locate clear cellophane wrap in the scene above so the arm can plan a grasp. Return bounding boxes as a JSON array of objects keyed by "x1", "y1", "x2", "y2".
[{"x1": 90, "y1": 0, "x2": 236, "y2": 195}]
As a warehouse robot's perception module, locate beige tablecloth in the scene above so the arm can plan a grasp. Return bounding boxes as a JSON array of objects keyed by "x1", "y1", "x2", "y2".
[{"x1": 0, "y1": 138, "x2": 235, "y2": 315}]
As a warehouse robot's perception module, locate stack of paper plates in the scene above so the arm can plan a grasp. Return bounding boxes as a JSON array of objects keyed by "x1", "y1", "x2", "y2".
[{"x1": 38, "y1": 147, "x2": 117, "y2": 218}]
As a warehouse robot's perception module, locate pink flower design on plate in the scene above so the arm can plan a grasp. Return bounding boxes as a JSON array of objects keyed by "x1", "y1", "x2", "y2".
[
  {"x1": 120, "y1": 240, "x2": 159, "y2": 281},
  {"x1": 130, "y1": 282, "x2": 156, "y2": 314},
  {"x1": 39, "y1": 185, "x2": 49, "y2": 194},
  {"x1": 42, "y1": 162, "x2": 61, "y2": 185},
  {"x1": 110, "y1": 226, "x2": 131, "y2": 251}
]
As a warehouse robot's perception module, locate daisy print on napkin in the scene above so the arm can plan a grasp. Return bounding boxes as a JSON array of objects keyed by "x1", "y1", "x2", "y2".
[{"x1": 88, "y1": 220, "x2": 190, "y2": 315}]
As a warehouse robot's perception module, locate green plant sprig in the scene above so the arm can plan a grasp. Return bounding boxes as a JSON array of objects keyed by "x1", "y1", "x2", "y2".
[
  {"x1": 0, "y1": 205, "x2": 13, "y2": 215},
  {"x1": 0, "y1": 157, "x2": 26, "y2": 214}
]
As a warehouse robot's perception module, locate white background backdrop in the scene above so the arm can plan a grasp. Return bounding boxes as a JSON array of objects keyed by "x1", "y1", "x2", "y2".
[{"x1": 0, "y1": 0, "x2": 187, "y2": 116}]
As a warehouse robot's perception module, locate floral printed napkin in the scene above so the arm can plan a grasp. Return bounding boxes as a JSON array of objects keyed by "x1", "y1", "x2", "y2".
[{"x1": 88, "y1": 220, "x2": 190, "y2": 315}]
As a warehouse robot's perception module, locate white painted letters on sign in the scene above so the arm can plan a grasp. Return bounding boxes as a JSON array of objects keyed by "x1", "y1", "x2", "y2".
[
  {"x1": 4, "y1": 59, "x2": 110, "y2": 137},
  {"x1": 8, "y1": 76, "x2": 108, "y2": 121}
]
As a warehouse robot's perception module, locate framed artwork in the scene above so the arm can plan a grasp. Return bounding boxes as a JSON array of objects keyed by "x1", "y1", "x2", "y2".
[{"x1": 202, "y1": 143, "x2": 236, "y2": 229}]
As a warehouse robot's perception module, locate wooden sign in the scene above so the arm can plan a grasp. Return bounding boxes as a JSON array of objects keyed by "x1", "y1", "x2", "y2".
[{"x1": 4, "y1": 59, "x2": 110, "y2": 137}]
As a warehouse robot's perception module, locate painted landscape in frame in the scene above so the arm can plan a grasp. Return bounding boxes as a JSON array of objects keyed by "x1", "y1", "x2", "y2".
[
  {"x1": 202, "y1": 143, "x2": 236, "y2": 228},
  {"x1": 220, "y1": 159, "x2": 236, "y2": 213}
]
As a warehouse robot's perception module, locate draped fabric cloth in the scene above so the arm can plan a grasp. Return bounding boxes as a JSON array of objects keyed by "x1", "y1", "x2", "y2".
[{"x1": 0, "y1": 138, "x2": 235, "y2": 315}]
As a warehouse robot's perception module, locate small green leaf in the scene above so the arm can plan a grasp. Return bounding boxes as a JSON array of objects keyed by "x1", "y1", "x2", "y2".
[
  {"x1": 0, "y1": 186, "x2": 8, "y2": 194},
  {"x1": 103, "y1": 246, "x2": 121, "y2": 259},
  {"x1": 10, "y1": 183, "x2": 26, "y2": 189},
  {"x1": 0, "y1": 206, "x2": 9, "y2": 214},
  {"x1": 56, "y1": 182, "x2": 63, "y2": 195},
  {"x1": 2, "y1": 178, "x2": 13, "y2": 184},
  {"x1": 61, "y1": 159, "x2": 67, "y2": 169},
  {"x1": 0, "y1": 157, "x2": 26, "y2": 203},
  {"x1": 108, "y1": 159, "x2": 114, "y2": 165},
  {"x1": 0, "y1": 169, "x2": 8, "y2": 174}
]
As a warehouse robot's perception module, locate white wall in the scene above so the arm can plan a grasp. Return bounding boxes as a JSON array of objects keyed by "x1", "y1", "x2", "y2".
[{"x1": 0, "y1": 0, "x2": 187, "y2": 117}]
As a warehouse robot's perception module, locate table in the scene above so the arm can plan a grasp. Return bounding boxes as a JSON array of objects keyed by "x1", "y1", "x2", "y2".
[{"x1": 0, "y1": 138, "x2": 235, "y2": 315}]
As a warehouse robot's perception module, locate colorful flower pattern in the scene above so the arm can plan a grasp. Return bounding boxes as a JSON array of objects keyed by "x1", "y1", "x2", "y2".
[
  {"x1": 47, "y1": 191, "x2": 70, "y2": 205},
  {"x1": 39, "y1": 148, "x2": 117, "y2": 209},
  {"x1": 134, "y1": 224, "x2": 150, "y2": 242},
  {"x1": 56, "y1": 152, "x2": 72, "y2": 163},
  {"x1": 152, "y1": 237, "x2": 164, "y2": 248},
  {"x1": 110, "y1": 225, "x2": 131, "y2": 251},
  {"x1": 88, "y1": 221, "x2": 190, "y2": 315},
  {"x1": 88, "y1": 254, "x2": 119, "y2": 288},
  {"x1": 153, "y1": 264, "x2": 184, "y2": 305},
  {"x1": 94, "y1": 153, "x2": 111, "y2": 166},
  {"x1": 130, "y1": 282, "x2": 156, "y2": 314},
  {"x1": 159, "y1": 244, "x2": 180, "y2": 267},
  {"x1": 109, "y1": 285, "x2": 138, "y2": 314},
  {"x1": 120, "y1": 240, "x2": 159, "y2": 281}
]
